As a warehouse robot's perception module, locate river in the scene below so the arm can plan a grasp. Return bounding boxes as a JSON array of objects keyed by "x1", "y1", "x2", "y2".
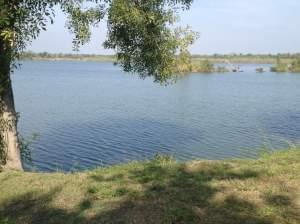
[{"x1": 13, "y1": 61, "x2": 300, "y2": 171}]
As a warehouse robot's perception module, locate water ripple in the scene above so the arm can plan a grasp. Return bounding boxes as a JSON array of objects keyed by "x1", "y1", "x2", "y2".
[{"x1": 14, "y1": 61, "x2": 300, "y2": 171}]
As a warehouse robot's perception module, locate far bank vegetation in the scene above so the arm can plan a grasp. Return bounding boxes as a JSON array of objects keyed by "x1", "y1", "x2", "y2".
[
  {"x1": 20, "y1": 52, "x2": 300, "y2": 74},
  {"x1": 271, "y1": 58, "x2": 300, "y2": 73}
]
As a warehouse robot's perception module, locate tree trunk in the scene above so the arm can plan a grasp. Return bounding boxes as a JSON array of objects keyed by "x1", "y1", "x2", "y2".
[
  {"x1": 1, "y1": 80, "x2": 23, "y2": 171},
  {"x1": 0, "y1": 38, "x2": 23, "y2": 171}
]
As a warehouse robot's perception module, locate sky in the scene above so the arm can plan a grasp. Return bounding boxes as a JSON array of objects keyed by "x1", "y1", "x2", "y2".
[{"x1": 28, "y1": 0, "x2": 300, "y2": 55}]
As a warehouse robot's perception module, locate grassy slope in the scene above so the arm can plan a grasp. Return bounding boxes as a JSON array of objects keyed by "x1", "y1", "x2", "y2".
[{"x1": 0, "y1": 149, "x2": 300, "y2": 224}]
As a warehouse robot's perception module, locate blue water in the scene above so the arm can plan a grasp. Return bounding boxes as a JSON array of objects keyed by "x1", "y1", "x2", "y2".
[{"x1": 12, "y1": 61, "x2": 300, "y2": 171}]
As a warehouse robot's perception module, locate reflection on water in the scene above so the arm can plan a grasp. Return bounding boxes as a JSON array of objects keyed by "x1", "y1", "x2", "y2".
[{"x1": 13, "y1": 61, "x2": 300, "y2": 171}]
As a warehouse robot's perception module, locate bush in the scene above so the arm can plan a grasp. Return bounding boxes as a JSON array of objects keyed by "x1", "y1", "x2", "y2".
[
  {"x1": 192, "y1": 60, "x2": 214, "y2": 73},
  {"x1": 291, "y1": 58, "x2": 300, "y2": 72},
  {"x1": 271, "y1": 57, "x2": 300, "y2": 73}
]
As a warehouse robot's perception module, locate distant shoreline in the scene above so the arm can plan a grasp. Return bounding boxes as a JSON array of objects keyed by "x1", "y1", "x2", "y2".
[{"x1": 20, "y1": 52, "x2": 300, "y2": 64}]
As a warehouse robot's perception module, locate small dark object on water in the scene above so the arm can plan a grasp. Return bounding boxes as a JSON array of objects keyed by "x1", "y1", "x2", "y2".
[
  {"x1": 256, "y1": 68, "x2": 264, "y2": 73},
  {"x1": 232, "y1": 66, "x2": 243, "y2": 72}
]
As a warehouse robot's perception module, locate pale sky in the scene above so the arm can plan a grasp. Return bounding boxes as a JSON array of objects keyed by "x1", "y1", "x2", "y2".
[{"x1": 28, "y1": 0, "x2": 300, "y2": 55}]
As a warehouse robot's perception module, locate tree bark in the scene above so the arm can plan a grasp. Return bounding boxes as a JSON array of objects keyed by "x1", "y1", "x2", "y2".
[
  {"x1": 1, "y1": 81, "x2": 23, "y2": 171},
  {"x1": 0, "y1": 38, "x2": 23, "y2": 171}
]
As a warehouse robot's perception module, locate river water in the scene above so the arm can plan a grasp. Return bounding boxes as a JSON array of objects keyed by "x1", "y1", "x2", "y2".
[{"x1": 12, "y1": 61, "x2": 300, "y2": 171}]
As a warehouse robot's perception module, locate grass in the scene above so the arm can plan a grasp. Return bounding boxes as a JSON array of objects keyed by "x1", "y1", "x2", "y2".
[{"x1": 0, "y1": 149, "x2": 300, "y2": 224}]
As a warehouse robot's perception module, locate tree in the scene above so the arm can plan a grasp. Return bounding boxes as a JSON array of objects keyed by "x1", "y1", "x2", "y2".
[{"x1": 0, "y1": 0, "x2": 196, "y2": 170}]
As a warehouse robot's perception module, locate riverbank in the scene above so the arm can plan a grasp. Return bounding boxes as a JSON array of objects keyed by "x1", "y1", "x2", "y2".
[
  {"x1": 1, "y1": 148, "x2": 299, "y2": 224},
  {"x1": 19, "y1": 52, "x2": 300, "y2": 74},
  {"x1": 20, "y1": 52, "x2": 300, "y2": 64}
]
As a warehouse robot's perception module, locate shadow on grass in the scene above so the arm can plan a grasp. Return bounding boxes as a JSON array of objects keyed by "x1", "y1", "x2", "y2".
[{"x1": 0, "y1": 157, "x2": 299, "y2": 224}]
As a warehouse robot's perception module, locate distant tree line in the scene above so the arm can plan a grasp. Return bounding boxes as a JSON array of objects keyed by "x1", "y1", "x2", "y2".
[
  {"x1": 20, "y1": 52, "x2": 300, "y2": 65},
  {"x1": 21, "y1": 52, "x2": 300, "y2": 59},
  {"x1": 192, "y1": 53, "x2": 300, "y2": 59},
  {"x1": 19, "y1": 51, "x2": 116, "y2": 61}
]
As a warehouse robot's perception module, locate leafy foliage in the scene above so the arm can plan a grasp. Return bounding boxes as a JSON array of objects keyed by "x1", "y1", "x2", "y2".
[
  {"x1": 174, "y1": 26, "x2": 199, "y2": 74},
  {"x1": 19, "y1": 134, "x2": 39, "y2": 165},
  {"x1": 104, "y1": 0, "x2": 195, "y2": 82},
  {"x1": 1, "y1": 0, "x2": 195, "y2": 79}
]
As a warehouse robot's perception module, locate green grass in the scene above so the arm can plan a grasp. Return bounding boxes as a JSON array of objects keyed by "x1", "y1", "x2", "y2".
[{"x1": 1, "y1": 149, "x2": 300, "y2": 224}]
